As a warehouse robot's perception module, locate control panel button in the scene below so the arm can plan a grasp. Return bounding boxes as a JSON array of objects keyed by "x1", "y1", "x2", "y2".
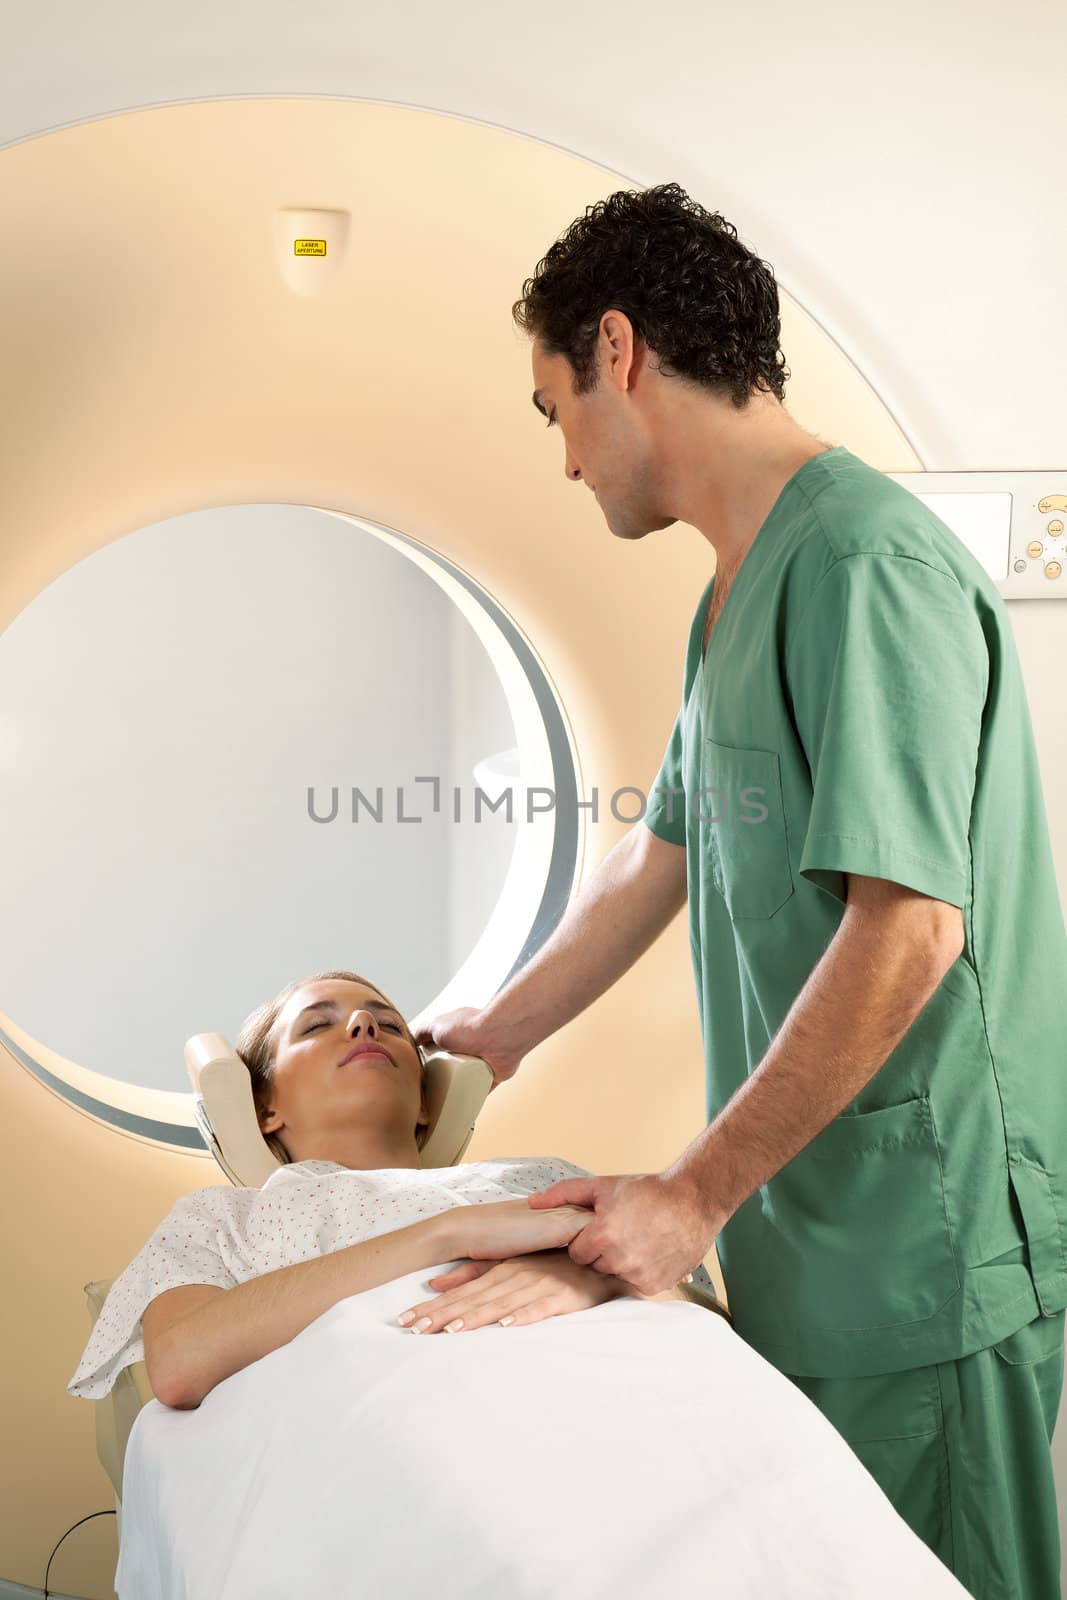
[
  {"x1": 1028, "y1": 541, "x2": 1044, "y2": 558},
  {"x1": 1014, "y1": 559, "x2": 1027, "y2": 572},
  {"x1": 1048, "y1": 520, "x2": 1064, "y2": 536},
  {"x1": 1045, "y1": 561, "x2": 1062, "y2": 580}
]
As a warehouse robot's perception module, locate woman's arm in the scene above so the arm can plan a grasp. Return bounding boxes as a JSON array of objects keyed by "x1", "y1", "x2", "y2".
[{"x1": 147, "y1": 1210, "x2": 460, "y2": 1409}]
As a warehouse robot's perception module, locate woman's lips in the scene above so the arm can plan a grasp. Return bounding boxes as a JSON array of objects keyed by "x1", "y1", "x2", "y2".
[{"x1": 339, "y1": 1046, "x2": 394, "y2": 1067}]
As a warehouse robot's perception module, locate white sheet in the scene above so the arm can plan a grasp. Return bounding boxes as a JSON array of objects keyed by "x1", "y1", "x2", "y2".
[{"x1": 115, "y1": 1256, "x2": 969, "y2": 1598}]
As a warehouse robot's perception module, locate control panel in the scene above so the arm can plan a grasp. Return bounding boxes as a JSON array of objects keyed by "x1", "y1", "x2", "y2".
[{"x1": 886, "y1": 472, "x2": 1067, "y2": 599}]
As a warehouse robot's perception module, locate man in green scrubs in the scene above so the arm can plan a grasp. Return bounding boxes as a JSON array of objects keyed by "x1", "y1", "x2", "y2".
[{"x1": 417, "y1": 184, "x2": 1067, "y2": 1597}]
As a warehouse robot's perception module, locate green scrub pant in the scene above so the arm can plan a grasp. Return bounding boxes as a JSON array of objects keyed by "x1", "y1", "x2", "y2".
[{"x1": 785, "y1": 1310, "x2": 1065, "y2": 1600}]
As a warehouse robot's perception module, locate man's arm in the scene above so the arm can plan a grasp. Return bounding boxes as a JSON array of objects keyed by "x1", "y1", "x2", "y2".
[
  {"x1": 478, "y1": 821, "x2": 688, "y2": 1061},
  {"x1": 665, "y1": 875, "x2": 965, "y2": 1222}
]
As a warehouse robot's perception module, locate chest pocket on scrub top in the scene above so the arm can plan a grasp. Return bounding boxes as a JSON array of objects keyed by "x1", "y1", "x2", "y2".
[{"x1": 701, "y1": 740, "x2": 794, "y2": 920}]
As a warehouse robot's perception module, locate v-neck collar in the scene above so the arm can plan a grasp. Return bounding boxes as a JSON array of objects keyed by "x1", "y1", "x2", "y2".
[{"x1": 700, "y1": 445, "x2": 847, "y2": 666}]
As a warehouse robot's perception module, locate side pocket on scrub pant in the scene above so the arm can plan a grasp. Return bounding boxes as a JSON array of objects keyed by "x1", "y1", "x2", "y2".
[{"x1": 701, "y1": 740, "x2": 794, "y2": 920}]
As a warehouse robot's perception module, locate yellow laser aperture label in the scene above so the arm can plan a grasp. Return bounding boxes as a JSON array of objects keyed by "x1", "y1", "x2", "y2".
[{"x1": 294, "y1": 239, "x2": 327, "y2": 256}]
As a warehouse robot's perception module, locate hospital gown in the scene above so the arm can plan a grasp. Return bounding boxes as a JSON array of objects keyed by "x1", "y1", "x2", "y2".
[{"x1": 67, "y1": 1154, "x2": 612, "y2": 1399}]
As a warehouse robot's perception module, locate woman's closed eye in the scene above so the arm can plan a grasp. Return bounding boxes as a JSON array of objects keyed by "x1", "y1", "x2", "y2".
[{"x1": 303, "y1": 1020, "x2": 403, "y2": 1034}]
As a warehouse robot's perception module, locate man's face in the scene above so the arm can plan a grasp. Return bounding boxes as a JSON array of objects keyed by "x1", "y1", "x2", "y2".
[{"x1": 530, "y1": 329, "x2": 677, "y2": 541}]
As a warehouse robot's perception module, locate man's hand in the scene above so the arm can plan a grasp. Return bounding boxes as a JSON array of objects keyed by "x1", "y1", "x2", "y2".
[
  {"x1": 527, "y1": 1171, "x2": 720, "y2": 1298},
  {"x1": 408, "y1": 1006, "x2": 525, "y2": 1093}
]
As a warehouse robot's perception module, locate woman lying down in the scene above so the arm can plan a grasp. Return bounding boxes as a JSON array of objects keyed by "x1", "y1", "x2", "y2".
[{"x1": 68, "y1": 970, "x2": 967, "y2": 1600}]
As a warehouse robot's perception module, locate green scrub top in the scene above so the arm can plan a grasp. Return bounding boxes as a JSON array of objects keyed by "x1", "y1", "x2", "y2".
[{"x1": 645, "y1": 445, "x2": 1067, "y2": 1379}]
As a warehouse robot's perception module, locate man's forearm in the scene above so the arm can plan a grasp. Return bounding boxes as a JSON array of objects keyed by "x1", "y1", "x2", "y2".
[
  {"x1": 666, "y1": 907, "x2": 963, "y2": 1225},
  {"x1": 482, "y1": 822, "x2": 687, "y2": 1058}
]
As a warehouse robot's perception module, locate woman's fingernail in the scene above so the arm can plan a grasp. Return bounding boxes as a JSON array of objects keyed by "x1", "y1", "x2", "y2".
[
  {"x1": 498, "y1": 1316, "x2": 514, "y2": 1327},
  {"x1": 411, "y1": 1317, "x2": 433, "y2": 1333},
  {"x1": 444, "y1": 1319, "x2": 464, "y2": 1333},
  {"x1": 397, "y1": 1311, "x2": 415, "y2": 1326}
]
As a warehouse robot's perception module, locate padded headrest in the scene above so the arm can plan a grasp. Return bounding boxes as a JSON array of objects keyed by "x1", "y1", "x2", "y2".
[{"x1": 185, "y1": 1033, "x2": 494, "y2": 1187}]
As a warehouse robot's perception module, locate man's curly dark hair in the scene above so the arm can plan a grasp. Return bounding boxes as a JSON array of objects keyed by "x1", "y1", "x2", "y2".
[{"x1": 512, "y1": 182, "x2": 790, "y2": 411}]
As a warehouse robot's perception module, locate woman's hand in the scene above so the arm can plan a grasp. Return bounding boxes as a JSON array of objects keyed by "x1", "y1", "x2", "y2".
[{"x1": 397, "y1": 1251, "x2": 623, "y2": 1335}]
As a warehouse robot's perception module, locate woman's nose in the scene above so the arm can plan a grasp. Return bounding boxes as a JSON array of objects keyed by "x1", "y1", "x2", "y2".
[{"x1": 346, "y1": 1009, "x2": 378, "y2": 1035}]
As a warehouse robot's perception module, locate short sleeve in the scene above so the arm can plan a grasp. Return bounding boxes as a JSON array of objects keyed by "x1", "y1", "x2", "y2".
[
  {"x1": 644, "y1": 705, "x2": 688, "y2": 847},
  {"x1": 67, "y1": 1190, "x2": 240, "y2": 1401},
  {"x1": 786, "y1": 555, "x2": 987, "y2": 909},
  {"x1": 545, "y1": 1157, "x2": 595, "y2": 1181},
  {"x1": 504, "y1": 1156, "x2": 595, "y2": 1190}
]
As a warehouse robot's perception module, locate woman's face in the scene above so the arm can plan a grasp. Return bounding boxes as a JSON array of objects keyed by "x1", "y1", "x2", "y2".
[{"x1": 258, "y1": 977, "x2": 429, "y2": 1166}]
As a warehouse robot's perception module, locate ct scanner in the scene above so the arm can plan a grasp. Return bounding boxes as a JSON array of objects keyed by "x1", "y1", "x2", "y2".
[{"x1": 1, "y1": 78, "x2": 1065, "y2": 1600}]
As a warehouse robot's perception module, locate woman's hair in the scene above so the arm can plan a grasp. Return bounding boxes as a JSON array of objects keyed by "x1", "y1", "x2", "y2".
[
  {"x1": 234, "y1": 968, "x2": 422, "y2": 1165},
  {"x1": 512, "y1": 181, "x2": 789, "y2": 410}
]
